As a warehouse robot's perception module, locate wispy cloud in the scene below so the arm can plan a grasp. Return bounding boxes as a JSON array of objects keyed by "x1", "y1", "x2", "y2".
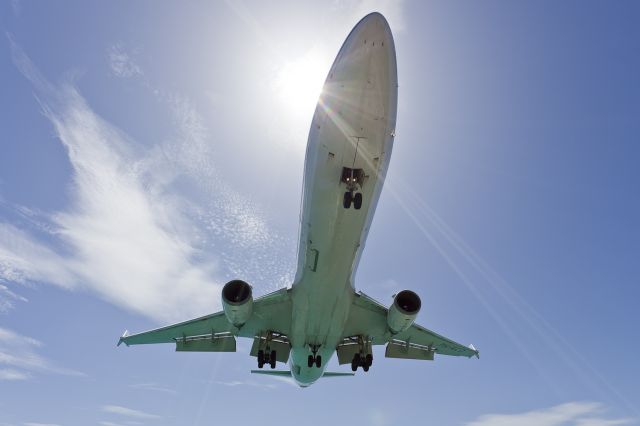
[
  {"x1": 108, "y1": 44, "x2": 143, "y2": 78},
  {"x1": 11, "y1": 0, "x2": 21, "y2": 17},
  {"x1": 0, "y1": 327, "x2": 84, "y2": 379},
  {"x1": 129, "y1": 382, "x2": 176, "y2": 394},
  {"x1": 0, "y1": 284, "x2": 28, "y2": 313},
  {"x1": 466, "y1": 402, "x2": 635, "y2": 426},
  {"x1": 215, "y1": 379, "x2": 278, "y2": 389},
  {"x1": 2, "y1": 35, "x2": 294, "y2": 324},
  {"x1": 0, "y1": 368, "x2": 30, "y2": 381},
  {"x1": 101, "y1": 405, "x2": 160, "y2": 420}
]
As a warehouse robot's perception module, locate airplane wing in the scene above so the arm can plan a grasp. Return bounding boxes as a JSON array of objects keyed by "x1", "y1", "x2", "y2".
[
  {"x1": 118, "y1": 288, "x2": 292, "y2": 348},
  {"x1": 341, "y1": 292, "x2": 478, "y2": 361}
]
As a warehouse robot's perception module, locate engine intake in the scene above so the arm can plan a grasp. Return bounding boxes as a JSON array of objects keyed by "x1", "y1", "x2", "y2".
[
  {"x1": 387, "y1": 290, "x2": 421, "y2": 334},
  {"x1": 222, "y1": 280, "x2": 253, "y2": 327}
]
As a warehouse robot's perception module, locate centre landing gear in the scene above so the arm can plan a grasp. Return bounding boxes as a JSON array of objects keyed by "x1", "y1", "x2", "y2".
[
  {"x1": 256, "y1": 332, "x2": 277, "y2": 369},
  {"x1": 307, "y1": 345, "x2": 322, "y2": 368}
]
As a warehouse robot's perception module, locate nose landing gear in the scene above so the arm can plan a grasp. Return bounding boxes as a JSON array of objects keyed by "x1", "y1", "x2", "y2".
[{"x1": 341, "y1": 167, "x2": 364, "y2": 210}]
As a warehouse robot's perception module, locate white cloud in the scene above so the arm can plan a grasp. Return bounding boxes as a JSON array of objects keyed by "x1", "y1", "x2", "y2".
[
  {"x1": 108, "y1": 44, "x2": 143, "y2": 78},
  {"x1": 466, "y1": 402, "x2": 635, "y2": 426},
  {"x1": 0, "y1": 327, "x2": 84, "y2": 379},
  {"x1": 101, "y1": 405, "x2": 160, "y2": 420},
  {"x1": 99, "y1": 422, "x2": 125, "y2": 426}
]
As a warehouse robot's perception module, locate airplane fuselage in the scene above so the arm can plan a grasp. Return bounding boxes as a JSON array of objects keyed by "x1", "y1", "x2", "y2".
[{"x1": 288, "y1": 13, "x2": 398, "y2": 386}]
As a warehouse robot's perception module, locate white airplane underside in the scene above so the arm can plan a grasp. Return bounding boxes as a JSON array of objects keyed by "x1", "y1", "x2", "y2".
[{"x1": 118, "y1": 12, "x2": 478, "y2": 387}]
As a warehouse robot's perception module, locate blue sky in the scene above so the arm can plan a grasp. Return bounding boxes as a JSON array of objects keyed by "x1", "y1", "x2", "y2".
[{"x1": 1, "y1": 1, "x2": 639, "y2": 425}]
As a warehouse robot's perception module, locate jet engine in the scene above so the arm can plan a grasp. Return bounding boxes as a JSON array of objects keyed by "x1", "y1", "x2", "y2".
[
  {"x1": 387, "y1": 290, "x2": 421, "y2": 334},
  {"x1": 222, "y1": 280, "x2": 253, "y2": 327}
]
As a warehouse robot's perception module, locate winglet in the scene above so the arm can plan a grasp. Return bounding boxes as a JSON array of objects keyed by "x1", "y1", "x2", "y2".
[
  {"x1": 469, "y1": 344, "x2": 479, "y2": 359},
  {"x1": 117, "y1": 330, "x2": 129, "y2": 347}
]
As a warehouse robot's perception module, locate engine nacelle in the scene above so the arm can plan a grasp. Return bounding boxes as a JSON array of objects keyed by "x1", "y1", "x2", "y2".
[
  {"x1": 221, "y1": 280, "x2": 253, "y2": 327},
  {"x1": 387, "y1": 290, "x2": 421, "y2": 334}
]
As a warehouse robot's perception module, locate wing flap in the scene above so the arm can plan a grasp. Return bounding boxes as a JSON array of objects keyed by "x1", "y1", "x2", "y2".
[{"x1": 175, "y1": 335, "x2": 236, "y2": 352}]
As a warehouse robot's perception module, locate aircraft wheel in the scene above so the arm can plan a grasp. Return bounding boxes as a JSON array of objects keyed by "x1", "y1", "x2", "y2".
[
  {"x1": 308, "y1": 355, "x2": 314, "y2": 368},
  {"x1": 270, "y1": 350, "x2": 277, "y2": 369},
  {"x1": 351, "y1": 360, "x2": 358, "y2": 372},
  {"x1": 343, "y1": 191, "x2": 353, "y2": 209},
  {"x1": 315, "y1": 355, "x2": 322, "y2": 368},
  {"x1": 354, "y1": 192, "x2": 363, "y2": 210},
  {"x1": 363, "y1": 363, "x2": 369, "y2": 372},
  {"x1": 365, "y1": 353, "x2": 373, "y2": 367},
  {"x1": 257, "y1": 350, "x2": 264, "y2": 368}
]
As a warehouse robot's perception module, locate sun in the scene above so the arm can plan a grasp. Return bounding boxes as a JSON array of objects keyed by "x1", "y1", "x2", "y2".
[{"x1": 274, "y1": 50, "x2": 329, "y2": 119}]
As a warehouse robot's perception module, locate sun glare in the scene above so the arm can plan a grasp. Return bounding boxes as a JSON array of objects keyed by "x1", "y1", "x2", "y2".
[{"x1": 274, "y1": 51, "x2": 329, "y2": 118}]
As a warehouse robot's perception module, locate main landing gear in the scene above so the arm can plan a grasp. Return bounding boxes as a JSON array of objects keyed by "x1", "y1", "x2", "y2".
[
  {"x1": 256, "y1": 331, "x2": 277, "y2": 369},
  {"x1": 350, "y1": 336, "x2": 373, "y2": 372},
  {"x1": 307, "y1": 344, "x2": 322, "y2": 368},
  {"x1": 341, "y1": 167, "x2": 364, "y2": 210},
  {"x1": 351, "y1": 353, "x2": 373, "y2": 372},
  {"x1": 257, "y1": 349, "x2": 276, "y2": 369}
]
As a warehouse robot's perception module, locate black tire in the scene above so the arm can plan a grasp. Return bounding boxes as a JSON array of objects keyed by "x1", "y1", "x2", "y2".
[
  {"x1": 363, "y1": 364, "x2": 369, "y2": 372},
  {"x1": 354, "y1": 192, "x2": 363, "y2": 210},
  {"x1": 365, "y1": 353, "x2": 373, "y2": 367},
  {"x1": 315, "y1": 355, "x2": 322, "y2": 368},
  {"x1": 257, "y1": 350, "x2": 264, "y2": 368},
  {"x1": 270, "y1": 350, "x2": 277, "y2": 369},
  {"x1": 308, "y1": 355, "x2": 314, "y2": 368},
  {"x1": 351, "y1": 353, "x2": 360, "y2": 371},
  {"x1": 343, "y1": 191, "x2": 352, "y2": 209}
]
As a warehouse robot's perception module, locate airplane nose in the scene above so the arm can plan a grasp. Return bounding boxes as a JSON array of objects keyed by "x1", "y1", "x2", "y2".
[{"x1": 351, "y1": 12, "x2": 393, "y2": 42}]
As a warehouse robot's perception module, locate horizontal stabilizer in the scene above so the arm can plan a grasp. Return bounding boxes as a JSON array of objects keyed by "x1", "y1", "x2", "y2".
[
  {"x1": 321, "y1": 372, "x2": 355, "y2": 377},
  {"x1": 250, "y1": 370, "x2": 354, "y2": 377},
  {"x1": 251, "y1": 370, "x2": 291, "y2": 376}
]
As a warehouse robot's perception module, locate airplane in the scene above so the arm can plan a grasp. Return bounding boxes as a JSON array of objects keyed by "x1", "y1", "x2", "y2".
[{"x1": 118, "y1": 12, "x2": 478, "y2": 387}]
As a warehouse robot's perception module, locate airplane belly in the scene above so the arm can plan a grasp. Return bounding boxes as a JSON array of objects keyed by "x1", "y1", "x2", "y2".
[{"x1": 290, "y1": 14, "x2": 398, "y2": 353}]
